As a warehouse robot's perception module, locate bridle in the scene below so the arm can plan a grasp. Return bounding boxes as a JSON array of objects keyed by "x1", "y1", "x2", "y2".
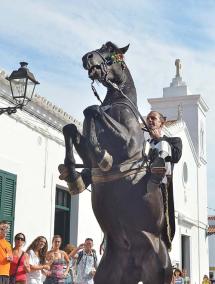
[{"x1": 90, "y1": 49, "x2": 150, "y2": 132}]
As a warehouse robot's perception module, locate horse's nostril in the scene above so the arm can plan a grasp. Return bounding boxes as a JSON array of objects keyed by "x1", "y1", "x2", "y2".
[{"x1": 87, "y1": 53, "x2": 93, "y2": 59}]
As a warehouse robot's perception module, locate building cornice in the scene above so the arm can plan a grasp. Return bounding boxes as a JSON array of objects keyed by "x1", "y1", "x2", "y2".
[
  {"x1": 148, "y1": 94, "x2": 209, "y2": 114},
  {"x1": 163, "y1": 119, "x2": 185, "y2": 136},
  {"x1": 11, "y1": 111, "x2": 65, "y2": 146}
]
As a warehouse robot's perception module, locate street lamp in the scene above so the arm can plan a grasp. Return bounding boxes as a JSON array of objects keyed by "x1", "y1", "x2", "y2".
[{"x1": 0, "y1": 62, "x2": 40, "y2": 115}]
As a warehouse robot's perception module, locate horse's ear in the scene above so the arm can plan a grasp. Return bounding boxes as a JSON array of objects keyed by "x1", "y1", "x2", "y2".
[
  {"x1": 105, "y1": 42, "x2": 117, "y2": 52},
  {"x1": 119, "y1": 44, "x2": 130, "y2": 54}
]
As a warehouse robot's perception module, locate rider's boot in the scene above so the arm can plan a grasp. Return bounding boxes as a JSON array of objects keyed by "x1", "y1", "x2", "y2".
[
  {"x1": 58, "y1": 164, "x2": 90, "y2": 195},
  {"x1": 150, "y1": 157, "x2": 166, "y2": 184}
]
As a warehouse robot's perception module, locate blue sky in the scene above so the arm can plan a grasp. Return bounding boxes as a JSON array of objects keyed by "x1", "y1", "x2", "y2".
[{"x1": 0, "y1": 0, "x2": 215, "y2": 210}]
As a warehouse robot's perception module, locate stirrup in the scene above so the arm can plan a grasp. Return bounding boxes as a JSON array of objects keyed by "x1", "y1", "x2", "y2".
[
  {"x1": 98, "y1": 150, "x2": 113, "y2": 172},
  {"x1": 151, "y1": 167, "x2": 166, "y2": 175},
  {"x1": 150, "y1": 157, "x2": 166, "y2": 184}
]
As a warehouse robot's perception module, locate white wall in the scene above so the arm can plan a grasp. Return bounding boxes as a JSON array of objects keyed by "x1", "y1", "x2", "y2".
[
  {"x1": 0, "y1": 102, "x2": 102, "y2": 258},
  {"x1": 0, "y1": 111, "x2": 65, "y2": 247},
  {"x1": 77, "y1": 189, "x2": 103, "y2": 257}
]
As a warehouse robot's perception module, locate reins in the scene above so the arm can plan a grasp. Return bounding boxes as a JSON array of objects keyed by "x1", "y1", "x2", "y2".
[
  {"x1": 107, "y1": 79, "x2": 150, "y2": 132},
  {"x1": 90, "y1": 49, "x2": 150, "y2": 133}
]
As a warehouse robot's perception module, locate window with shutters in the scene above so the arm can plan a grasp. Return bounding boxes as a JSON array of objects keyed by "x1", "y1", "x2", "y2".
[{"x1": 0, "y1": 170, "x2": 17, "y2": 242}]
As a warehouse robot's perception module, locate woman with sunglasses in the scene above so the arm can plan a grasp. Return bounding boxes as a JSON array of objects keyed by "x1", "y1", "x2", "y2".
[
  {"x1": 44, "y1": 235, "x2": 70, "y2": 284},
  {"x1": 26, "y1": 236, "x2": 49, "y2": 284},
  {"x1": 9, "y1": 233, "x2": 30, "y2": 284}
]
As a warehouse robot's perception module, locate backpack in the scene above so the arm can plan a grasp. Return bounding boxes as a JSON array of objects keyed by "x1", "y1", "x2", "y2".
[
  {"x1": 162, "y1": 136, "x2": 182, "y2": 163},
  {"x1": 76, "y1": 249, "x2": 98, "y2": 268}
]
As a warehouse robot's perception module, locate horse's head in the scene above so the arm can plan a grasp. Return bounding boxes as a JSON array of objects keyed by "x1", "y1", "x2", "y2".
[{"x1": 82, "y1": 42, "x2": 129, "y2": 85}]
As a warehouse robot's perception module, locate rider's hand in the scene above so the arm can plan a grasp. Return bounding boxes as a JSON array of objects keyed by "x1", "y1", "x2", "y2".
[{"x1": 150, "y1": 128, "x2": 162, "y2": 140}]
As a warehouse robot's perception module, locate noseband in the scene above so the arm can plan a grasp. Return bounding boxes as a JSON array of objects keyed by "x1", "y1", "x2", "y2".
[{"x1": 90, "y1": 49, "x2": 125, "y2": 104}]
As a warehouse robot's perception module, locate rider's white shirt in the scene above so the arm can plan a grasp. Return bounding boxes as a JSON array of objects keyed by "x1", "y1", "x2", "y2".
[{"x1": 144, "y1": 132, "x2": 172, "y2": 183}]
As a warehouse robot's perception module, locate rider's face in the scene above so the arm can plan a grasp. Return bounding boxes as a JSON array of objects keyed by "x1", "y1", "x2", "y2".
[{"x1": 146, "y1": 112, "x2": 163, "y2": 130}]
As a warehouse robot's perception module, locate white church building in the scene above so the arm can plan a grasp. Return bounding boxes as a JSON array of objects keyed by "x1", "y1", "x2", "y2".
[
  {"x1": 148, "y1": 61, "x2": 209, "y2": 283},
  {"x1": 0, "y1": 61, "x2": 209, "y2": 284}
]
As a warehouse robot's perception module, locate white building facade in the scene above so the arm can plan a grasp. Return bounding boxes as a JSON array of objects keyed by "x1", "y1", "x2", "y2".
[
  {"x1": 148, "y1": 61, "x2": 209, "y2": 284},
  {"x1": 0, "y1": 70, "x2": 102, "y2": 251}
]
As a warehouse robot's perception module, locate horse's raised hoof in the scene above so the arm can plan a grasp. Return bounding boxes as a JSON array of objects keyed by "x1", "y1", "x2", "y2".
[
  {"x1": 67, "y1": 174, "x2": 86, "y2": 195},
  {"x1": 58, "y1": 164, "x2": 86, "y2": 195},
  {"x1": 98, "y1": 150, "x2": 113, "y2": 172},
  {"x1": 58, "y1": 164, "x2": 69, "y2": 181}
]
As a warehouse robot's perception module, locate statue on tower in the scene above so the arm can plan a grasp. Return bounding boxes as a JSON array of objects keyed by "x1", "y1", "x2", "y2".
[{"x1": 175, "y1": 58, "x2": 181, "y2": 77}]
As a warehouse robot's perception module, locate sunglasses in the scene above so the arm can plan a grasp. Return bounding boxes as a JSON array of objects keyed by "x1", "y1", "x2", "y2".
[{"x1": 15, "y1": 237, "x2": 25, "y2": 241}]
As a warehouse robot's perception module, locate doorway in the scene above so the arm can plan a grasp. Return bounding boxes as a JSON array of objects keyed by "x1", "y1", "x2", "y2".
[
  {"x1": 181, "y1": 235, "x2": 191, "y2": 276},
  {"x1": 54, "y1": 186, "x2": 71, "y2": 248}
]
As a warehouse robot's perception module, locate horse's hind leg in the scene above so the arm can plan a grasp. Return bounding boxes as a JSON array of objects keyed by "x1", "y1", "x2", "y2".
[
  {"x1": 94, "y1": 236, "x2": 129, "y2": 284},
  {"x1": 95, "y1": 251, "x2": 129, "y2": 284},
  {"x1": 157, "y1": 240, "x2": 173, "y2": 284},
  {"x1": 140, "y1": 240, "x2": 172, "y2": 284}
]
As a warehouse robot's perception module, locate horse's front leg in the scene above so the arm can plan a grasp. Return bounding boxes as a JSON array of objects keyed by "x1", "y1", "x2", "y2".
[
  {"x1": 58, "y1": 123, "x2": 91, "y2": 195},
  {"x1": 83, "y1": 107, "x2": 113, "y2": 172}
]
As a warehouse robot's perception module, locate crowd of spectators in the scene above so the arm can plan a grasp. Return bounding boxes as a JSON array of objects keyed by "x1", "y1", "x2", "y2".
[
  {"x1": 0, "y1": 220, "x2": 98, "y2": 284},
  {"x1": 2, "y1": 220, "x2": 211, "y2": 284}
]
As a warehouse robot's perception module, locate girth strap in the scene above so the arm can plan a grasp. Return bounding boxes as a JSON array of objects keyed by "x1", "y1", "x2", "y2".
[
  {"x1": 92, "y1": 167, "x2": 146, "y2": 184},
  {"x1": 92, "y1": 158, "x2": 147, "y2": 184}
]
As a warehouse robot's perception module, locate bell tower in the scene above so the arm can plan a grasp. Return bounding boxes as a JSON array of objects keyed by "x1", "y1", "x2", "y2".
[
  {"x1": 148, "y1": 59, "x2": 209, "y2": 281},
  {"x1": 148, "y1": 59, "x2": 209, "y2": 161}
]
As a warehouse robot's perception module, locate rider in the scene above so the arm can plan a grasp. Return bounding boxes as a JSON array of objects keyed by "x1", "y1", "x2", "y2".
[
  {"x1": 145, "y1": 110, "x2": 182, "y2": 249},
  {"x1": 145, "y1": 111, "x2": 171, "y2": 183}
]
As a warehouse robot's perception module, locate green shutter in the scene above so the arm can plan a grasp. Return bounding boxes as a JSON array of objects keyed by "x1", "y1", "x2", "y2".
[{"x1": 0, "y1": 170, "x2": 17, "y2": 242}]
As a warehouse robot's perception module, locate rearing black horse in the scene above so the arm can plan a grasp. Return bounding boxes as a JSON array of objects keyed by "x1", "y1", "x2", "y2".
[{"x1": 59, "y1": 42, "x2": 172, "y2": 284}]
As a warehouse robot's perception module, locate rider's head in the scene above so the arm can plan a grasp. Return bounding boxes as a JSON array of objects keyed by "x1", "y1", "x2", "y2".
[{"x1": 146, "y1": 111, "x2": 166, "y2": 130}]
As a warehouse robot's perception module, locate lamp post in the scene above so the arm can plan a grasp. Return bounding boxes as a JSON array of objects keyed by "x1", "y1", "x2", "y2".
[{"x1": 0, "y1": 62, "x2": 40, "y2": 115}]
